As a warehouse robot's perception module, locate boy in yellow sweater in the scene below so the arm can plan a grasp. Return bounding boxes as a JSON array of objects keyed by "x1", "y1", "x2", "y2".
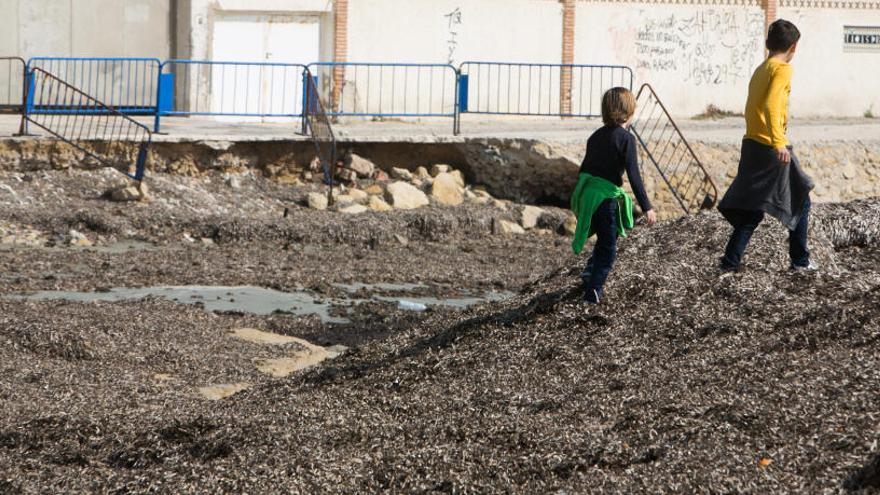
[{"x1": 718, "y1": 19, "x2": 815, "y2": 271}]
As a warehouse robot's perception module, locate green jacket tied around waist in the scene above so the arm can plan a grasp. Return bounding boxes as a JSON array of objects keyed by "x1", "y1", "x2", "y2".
[{"x1": 570, "y1": 173, "x2": 634, "y2": 254}]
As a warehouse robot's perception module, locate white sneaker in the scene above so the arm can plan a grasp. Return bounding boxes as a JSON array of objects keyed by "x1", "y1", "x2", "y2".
[{"x1": 790, "y1": 262, "x2": 818, "y2": 272}]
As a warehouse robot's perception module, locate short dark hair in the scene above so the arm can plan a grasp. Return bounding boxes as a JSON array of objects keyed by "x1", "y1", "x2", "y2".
[{"x1": 766, "y1": 19, "x2": 800, "y2": 52}]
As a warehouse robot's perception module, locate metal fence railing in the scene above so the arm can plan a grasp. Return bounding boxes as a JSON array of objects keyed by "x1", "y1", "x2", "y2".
[
  {"x1": 154, "y1": 60, "x2": 310, "y2": 132},
  {"x1": 23, "y1": 67, "x2": 152, "y2": 181},
  {"x1": 630, "y1": 83, "x2": 717, "y2": 215},
  {"x1": 306, "y1": 62, "x2": 459, "y2": 119},
  {"x1": 457, "y1": 62, "x2": 633, "y2": 118},
  {"x1": 303, "y1": 70, "x2": 337, "y2": 195},
  {"x1": 0, "y1": 57, "x2": 26, "y2": 114},
  {"x1": 0, "y1": 56, "x2": 642, "y2": 139},
  {"x1": 26, "y1": 57, "x2": 161, "y2": 114}
]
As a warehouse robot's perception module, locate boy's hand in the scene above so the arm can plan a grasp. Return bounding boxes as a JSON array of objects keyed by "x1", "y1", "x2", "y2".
[
  {"x1": 645, "y1": 209, "x2": 657, "y2": 226},
  {"x1": 776, "y1": 146, "x2": 791, "y2": 165}
]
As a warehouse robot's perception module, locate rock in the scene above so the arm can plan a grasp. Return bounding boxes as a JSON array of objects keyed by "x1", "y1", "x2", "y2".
[
  {"x1": 364, "y1": 184, "x2": 384, "y2": 195},
  {"x1": 182, "y1": 233, "x2": 196, "y2": 243},
  {"x1": 385, "y1": 181, "x2": 429, "y2": 210},
  {"x1": 225, "y1": 174, "x2": 242, "y2": 189},
  {"x1": 518, "y1": 205, "x2": 545, "y2": 230},
  {"x1": 415, "y1": 166, "x2": 432, "y2": 180},
  {"x1": 334, "y1": 194, "x2": 356, "y2": 206},
  {"x1": 431, "y1": 173, "x2": 464, "y2": 206},
  {"x1": 348, "y1": 154, "x2": 376, "y2": 178},
  {"x1": 367, "y1": 195, "x2": 393, "y2": 212},
  {"x1": 563, "y1": 214, "x2": 578, "y2": 236},
  {"x1": 391, "y1": 167, "x2": 413, "y2": 181},
  {"x1": 431, "y1": 164, "x2": 451, "y2": 176},
  {"x1": 348, "y1": 189, "x2": 369, "y2": 202},
  {"x1": 373, "y1": 170, "x2": 389, "y2": 181},
  {"x1": 276, "y1": 174, "x2": 301, "y2": 185},
  {"x1": 302, "y1": 171, "x2": 313, "y2": 181},
  {"x1": 494, "y1": 219, "x2": 525, "y2": 235},
  {"x1": 393, "y1": 234, "x2": 409, "y2": 246},
  {"x1": 449, "y1": 170, "x2": 466, "y2": 188},
  {"x1": 68, "y1": 229, "x2": 92, "y2": 247},
  {"x1": 338, "y1": 204, "x2": 368, "y2": 215},
  {"x1": 136, "y1": 181, "x2": 150, "y2": 200},
  {"x1": 110, "y1": 185, "x2": 141, "y2": 202},
  {"x1": 307, "y1": 192, "x2": 328, "y2": 211}
]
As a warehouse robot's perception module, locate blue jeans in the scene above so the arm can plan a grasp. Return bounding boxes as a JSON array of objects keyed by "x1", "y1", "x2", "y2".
[
  {"x1": 581, "y1": 199, "x2": 619, "y2": 298},
  {"x1": 721, "y1": 197, "x2": 811, "y2": 269}
]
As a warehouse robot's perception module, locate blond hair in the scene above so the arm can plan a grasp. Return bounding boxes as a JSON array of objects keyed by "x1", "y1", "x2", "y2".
[{"x1": 601, "y1": 87, "x2": 636, "y2": 126}]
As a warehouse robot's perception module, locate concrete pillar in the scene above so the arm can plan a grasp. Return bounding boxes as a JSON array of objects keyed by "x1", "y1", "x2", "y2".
[
  {"x1": 560, "y1": 0, "x2": 575, "y2": 116},
  {"x1": 332, "y1": 0, "x2": 348, "y2": 113}
]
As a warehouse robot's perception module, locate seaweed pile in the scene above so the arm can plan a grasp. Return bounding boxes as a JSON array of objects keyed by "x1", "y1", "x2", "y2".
[{"x1": 2, "y1": 201, "x2": 880, "y2": 493}]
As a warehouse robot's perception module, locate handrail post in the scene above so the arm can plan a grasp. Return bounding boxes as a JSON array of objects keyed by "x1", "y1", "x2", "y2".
[{"x1": 153, "y1": 62, "x2": 163, "y2": 133}]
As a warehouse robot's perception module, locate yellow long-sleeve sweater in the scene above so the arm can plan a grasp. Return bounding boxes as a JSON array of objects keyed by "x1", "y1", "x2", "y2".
[{"x1": 744, "y1": 57, "x2": 792, "y2": 148}]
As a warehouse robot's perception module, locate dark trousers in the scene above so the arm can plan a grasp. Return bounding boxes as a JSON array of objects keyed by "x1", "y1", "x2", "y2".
[
  {"x1": 581, "y1": 199, "x2": 619, "y2": 296},
  {"x1": 720, "y1": 197, "x2": 811, "y2": 269}
]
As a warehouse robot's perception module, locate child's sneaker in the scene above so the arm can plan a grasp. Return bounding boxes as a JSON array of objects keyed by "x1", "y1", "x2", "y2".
[
  {"x1": 789, "y1": 262, "x2": 818, "y2": 272},
  {"x1": 583, "y1": 288, "x2": 601, "y2": 304}
]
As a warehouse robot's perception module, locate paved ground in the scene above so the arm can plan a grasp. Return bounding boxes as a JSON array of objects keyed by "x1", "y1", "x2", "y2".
[{"x1": 3, "y1": 114, "x2": 879, "y2": 144}]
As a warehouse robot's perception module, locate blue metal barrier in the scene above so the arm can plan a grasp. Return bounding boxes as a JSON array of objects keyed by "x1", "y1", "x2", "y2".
[
  {"x1": 26, "y1": 57, "x2": 160, "y2": 114},
  {"x1": 306, "y1": 62, "x2": 460, "y2": 132},
  {"x1": 458, "y1": 62, "x2": 633, "y2": 118},
  {"x1": 154, "y1": 60, "x2": 309, "y2": 132}
]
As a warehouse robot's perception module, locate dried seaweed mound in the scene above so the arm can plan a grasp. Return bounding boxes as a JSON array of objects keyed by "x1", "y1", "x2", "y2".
[{"x1": 2, "y1": 201, "x2": 880, "y2": 493}]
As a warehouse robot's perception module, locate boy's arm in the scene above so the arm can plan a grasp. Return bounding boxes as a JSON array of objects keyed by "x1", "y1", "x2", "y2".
[
  {"x1": 765, "y1": 64, "x2": 792, "y2": 149},
  {"x1": 623, "y1": 133, "x2": 652, "y2": 212}
]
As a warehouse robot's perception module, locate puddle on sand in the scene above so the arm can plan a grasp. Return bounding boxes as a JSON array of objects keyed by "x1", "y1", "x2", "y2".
[
  {"x1": 378, "y1": 291, "x2": 513, "y2": 310},
  {"x1": 6, "y1": 285, "x2": 513, "y2": 322},
  {"x1": 198, "y1": 382, "x2": 251, "y2": 400},
  {"x1": 7, "y1": 286, "x2": 348, "y2": 323},
  {"x1": 334, "y1": 282, "x2": 427, "y2": 292}
]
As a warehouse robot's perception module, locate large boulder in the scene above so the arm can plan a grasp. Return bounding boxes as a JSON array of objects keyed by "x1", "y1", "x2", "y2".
[
  {"x1": 338, "y1": 204, "x2": 368, "y2": 215},
  {"x1": 494, "y1": 219, "x2": 525, "y2": 235},
  {"x1": 518, "y1": 205, "x2": 545, "y2": 230},
  {"x1": 307, "y1": 192, "x2": 328, "y2": 211},
  {"x1": 348, "y1": 154, "x2": 376, "y2": 178},
  {"x1": 367, "y1": 195, "x2": 393, "y2": 212},
  {"x1": 385, "y1": 181, "x2": 429, "y2": 210},
  {"x1": 391, "y1": 167, "x2": 414, "y2": 181},
  {"x1": 430, "y1": 173, "x2": 464, "y2": 206}
]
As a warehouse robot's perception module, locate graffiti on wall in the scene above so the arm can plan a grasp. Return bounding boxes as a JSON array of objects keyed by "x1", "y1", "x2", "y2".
[
  {"x1": 444, "y1": 7, "x2": 463, "y2": 65},
  {"x1": 635, "y1": 10, "x2": 764, "y2": 86}
]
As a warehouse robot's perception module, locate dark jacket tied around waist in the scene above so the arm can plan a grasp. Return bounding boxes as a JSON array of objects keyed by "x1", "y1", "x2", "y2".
[{"x1": 718, "y1": 139, "x2": 814, "y2": 231}]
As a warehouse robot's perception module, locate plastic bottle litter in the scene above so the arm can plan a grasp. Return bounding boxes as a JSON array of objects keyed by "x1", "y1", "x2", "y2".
[{"x1": 398, "y1": 300, "x2": 428, "y2": 312}]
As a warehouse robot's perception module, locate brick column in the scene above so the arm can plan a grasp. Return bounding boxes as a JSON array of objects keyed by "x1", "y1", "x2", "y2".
[
  {"x1": 764, "y1": 0, "x2": 778, "y2": 36},
  {"x1": 560, "y1": 0, "x2": 575, "y2": 116},
  {"x1": 332, "y1": 0, "x2": 349, "y2": 113}
]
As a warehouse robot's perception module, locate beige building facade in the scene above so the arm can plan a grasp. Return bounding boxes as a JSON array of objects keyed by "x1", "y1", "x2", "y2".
[{"x1": 0, "y1": 0, "x2": 878, "y2": 117}]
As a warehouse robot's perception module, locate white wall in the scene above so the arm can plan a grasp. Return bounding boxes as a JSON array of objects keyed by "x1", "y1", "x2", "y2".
[
  {"x1": 779, "y1": 7, "x2": 880, "y2": 117},
  {"x1": 576, "y1": 3, "x2": 766, "y2": 117},
  {"x1": 348, "y1": 0, "x2": 563, "y2": 65}
]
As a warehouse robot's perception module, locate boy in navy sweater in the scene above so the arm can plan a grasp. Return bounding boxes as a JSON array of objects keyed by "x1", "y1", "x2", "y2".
[{"x1": 572, "y1": 87, "x2": 655, "y2": 304}]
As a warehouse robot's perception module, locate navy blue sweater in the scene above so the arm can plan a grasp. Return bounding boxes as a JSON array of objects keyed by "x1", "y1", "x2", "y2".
[{"x1": 578, "y1": 125, "x2": 652, "y2": 212}]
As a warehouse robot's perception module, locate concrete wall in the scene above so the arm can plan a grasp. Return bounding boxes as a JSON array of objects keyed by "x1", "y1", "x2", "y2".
[
  {"x1": 348, "y1": 0, "x2": 562, "y2": 65},
  {"x1": 779, "y1": 7, "x2": 880, "y2": 117},
  {"x1": 576, "y1": 3, "x2": 766, "y2": 117},
  {"x1": 0, "y1": 0, "x2": 172, "y2": 108},
  {"x1": 0, "y1": 0, "x2": 173, "y2": 58}
]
